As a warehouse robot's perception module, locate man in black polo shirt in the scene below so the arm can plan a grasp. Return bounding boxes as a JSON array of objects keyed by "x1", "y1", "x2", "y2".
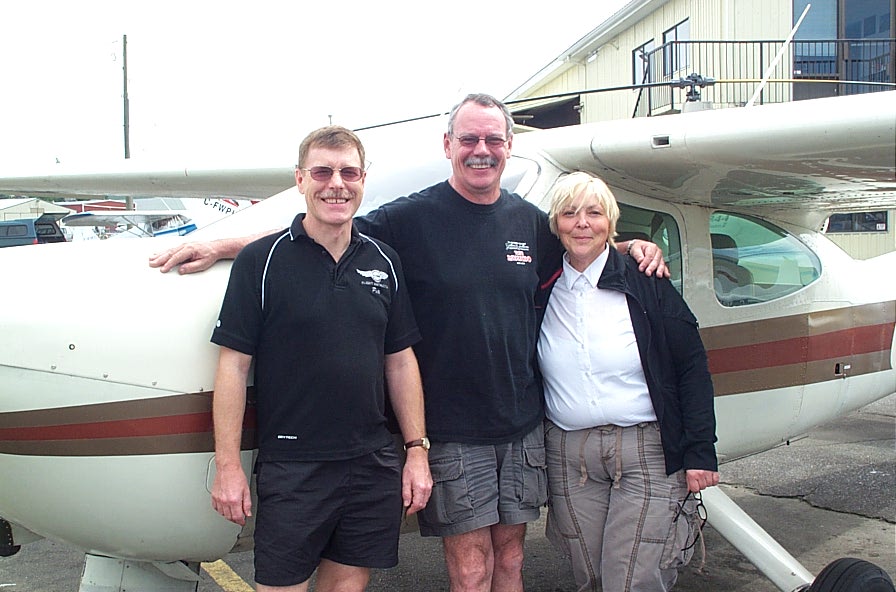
[{"x1": 209, "y1": 126, "x2": 432, "y2": 592}]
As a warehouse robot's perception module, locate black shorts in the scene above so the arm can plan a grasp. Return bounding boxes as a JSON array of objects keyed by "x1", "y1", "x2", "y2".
[{"x1": 253, "y1": 443, "x2": 402, "y2": 587}]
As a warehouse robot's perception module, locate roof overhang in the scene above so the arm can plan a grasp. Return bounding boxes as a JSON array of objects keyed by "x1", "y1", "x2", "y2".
[{"x1": 505, "y1": 0, "x2": 671, "y2": 101}]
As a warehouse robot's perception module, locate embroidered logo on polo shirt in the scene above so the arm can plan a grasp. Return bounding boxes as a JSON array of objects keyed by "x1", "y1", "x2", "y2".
[
  {"x1": 505, "y1": 241, "x2": 532, "y2": 265},
  {"x1": 356, "y1": 268, "x2": 390, "y2": 294}
]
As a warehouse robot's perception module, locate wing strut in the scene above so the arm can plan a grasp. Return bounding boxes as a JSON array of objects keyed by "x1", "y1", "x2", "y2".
[{"x1": 701, "y1": 486, "x2": 813, "y2": 591}]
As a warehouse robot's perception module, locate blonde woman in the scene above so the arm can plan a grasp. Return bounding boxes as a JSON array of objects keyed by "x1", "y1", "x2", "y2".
[{"x1": 537, "y1": 172, "x2": 719, "y2": 591}]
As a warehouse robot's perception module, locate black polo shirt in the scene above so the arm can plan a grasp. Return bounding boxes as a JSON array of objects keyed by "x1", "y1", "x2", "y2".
[{"x1": 211, "y1": 213, "x2": 421, "y2": 461}]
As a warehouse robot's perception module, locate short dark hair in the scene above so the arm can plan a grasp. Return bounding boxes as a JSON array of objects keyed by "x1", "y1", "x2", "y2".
[
  {"x1": 447, "y1": 93, "x2": 514, "y2": 139},
  {"x1": 297, "y1": 126, "x2": 366, "y2": 169}
]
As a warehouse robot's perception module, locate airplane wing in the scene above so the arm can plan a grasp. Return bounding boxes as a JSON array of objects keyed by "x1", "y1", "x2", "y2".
[
  {"x1": 0, "y1": 162, "x2": 295, "y2": 201},
  {"x1": 36, "y1": 212, "x2": 71, "y2": 222},
  {"x1": 516, "y1": 91, "x2": 896, "y2": 228},
  {"x1": 0, "y1": 92, "x2": 893, "y2": 231},
  {"x1": 61, "y1": 210, "x2": 193, "y2": 228}
]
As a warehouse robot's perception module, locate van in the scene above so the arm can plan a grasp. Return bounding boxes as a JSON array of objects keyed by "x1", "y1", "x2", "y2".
[{"x1": 0, "y1": 213, "x2": 69, "y2": 248}]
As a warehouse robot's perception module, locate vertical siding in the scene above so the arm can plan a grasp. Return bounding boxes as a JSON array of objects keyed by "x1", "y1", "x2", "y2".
[
  {"x1": 826, "y1": 233, "x2": 896, "y2": 259},
  {"x1": 570, "y1": 0, "x2": 802, "y2": 121}
]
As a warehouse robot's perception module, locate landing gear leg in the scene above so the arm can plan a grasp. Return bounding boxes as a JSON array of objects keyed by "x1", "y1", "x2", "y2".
[
  {"x1": 701, "y1": 486, "x2": 813, "y2": 591},
  {"x1": 702, "y1": 487, "x2": 895, "y2": 592}
]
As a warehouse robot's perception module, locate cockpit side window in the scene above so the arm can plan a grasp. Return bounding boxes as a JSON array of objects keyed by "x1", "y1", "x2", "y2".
[
  {"x1": 710, "y1": 212, "x2": 822, "y2": 307},
  {"x1": 617, "y1": 203, "x2": 683, "y2": 294}
]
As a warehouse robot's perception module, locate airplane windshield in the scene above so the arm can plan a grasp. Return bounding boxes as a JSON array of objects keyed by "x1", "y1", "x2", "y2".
[
  {"x1": 500, "y1": 156, "x2": 540, "y2": 197},
  {"x1": 710, "y1": 212, "x2": 822, "y2": 307}
]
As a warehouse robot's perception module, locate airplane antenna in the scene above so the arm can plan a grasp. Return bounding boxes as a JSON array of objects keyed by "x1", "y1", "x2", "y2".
[{"x1": 746, "y1": 3, "x2": 811, "y2": 107}]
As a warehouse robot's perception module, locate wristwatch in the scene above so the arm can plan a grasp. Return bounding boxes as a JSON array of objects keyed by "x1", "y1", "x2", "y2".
[{"x1": 404, "y1": 436, "x2": 430, "y2": 451}]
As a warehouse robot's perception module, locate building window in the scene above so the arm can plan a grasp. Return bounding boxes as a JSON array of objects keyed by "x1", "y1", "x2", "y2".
[
  {"x1": 663, "y1": 20, "x2": 690, "y2": 77},
  {"x1": 825, "y1": 211, "x2": 889, "y2": 232},
  {"x1": 632, "y1": 40, "x2": 656, "y2": 85}
]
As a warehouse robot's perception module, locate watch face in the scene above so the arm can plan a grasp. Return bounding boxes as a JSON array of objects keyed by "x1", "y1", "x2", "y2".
[{"x1": 406, "y1": 437, "x2": 430, "y2": 451}]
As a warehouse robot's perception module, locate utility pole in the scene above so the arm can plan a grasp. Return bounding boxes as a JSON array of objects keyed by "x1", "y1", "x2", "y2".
[
  {"x1": 122, "y1": 34, "x2": 133, "y2": 211},
  {"x1": 122, "y1": 34, "x2": 130, "y2": 160}
]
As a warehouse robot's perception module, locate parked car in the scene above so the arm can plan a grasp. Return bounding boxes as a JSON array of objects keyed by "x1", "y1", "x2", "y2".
[{"x1": 0, "y1": 213, "x2": 69, "y2": 247}]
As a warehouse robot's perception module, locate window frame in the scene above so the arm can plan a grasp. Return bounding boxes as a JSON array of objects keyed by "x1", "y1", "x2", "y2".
[
  {"x1": 662, "y1": 19, "x2": 690, "y2": 78},
  {"x1": 825, "y1": 211, "x2": 889, "y2": 233},
  {"x1": 632, "y1": 39, "x2": 656, "y2": 86}
]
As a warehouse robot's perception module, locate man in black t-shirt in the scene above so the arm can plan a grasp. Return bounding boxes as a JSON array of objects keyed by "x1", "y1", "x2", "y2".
[{"x1": 209, "y1": 126, "x2": 431, "y2": 592}]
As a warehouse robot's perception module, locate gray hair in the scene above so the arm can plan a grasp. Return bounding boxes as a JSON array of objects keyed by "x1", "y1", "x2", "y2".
[{"x1": 447, "y1": 93, "x2": 514, "y2": 139}]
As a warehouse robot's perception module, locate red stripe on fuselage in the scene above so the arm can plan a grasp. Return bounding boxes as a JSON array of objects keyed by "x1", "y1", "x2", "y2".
[
  {"x1": 0, "y1": 413, "x2": 211, "y2": 441},
  {"x1": 707, "y1": 322, "x2": 894, "y2": 375}
]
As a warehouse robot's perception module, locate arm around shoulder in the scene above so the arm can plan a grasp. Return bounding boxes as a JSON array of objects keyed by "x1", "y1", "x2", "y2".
[
  {"x1": 148, "y1": 229, "x2": 280, "y2": 274},
  {"x1": 616, "y1": 239, "x2": 670, "y2": 278}
]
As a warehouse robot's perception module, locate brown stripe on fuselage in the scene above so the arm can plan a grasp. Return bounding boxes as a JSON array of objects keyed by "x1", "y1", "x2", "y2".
[
  {"x1": 701, "y1": 302, "x2": 895, "y2": 396},
  {"x1": 709, "y1": 352, "x2": 887, "y2": 396},
  {"x1": 0, "y1": 391, "x2": 256, "y2": 456},
  {"x1": 0, "y1": 393, "x2": 215, "y2": 428}
]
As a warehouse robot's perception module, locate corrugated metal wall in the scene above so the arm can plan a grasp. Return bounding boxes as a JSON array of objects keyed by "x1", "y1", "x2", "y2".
[
  {"x1": 575, "y1": 0, "x2": 797, "y2": 121},
  {"x1": 827, "y1": 232, "x2": 896, "y2": 260}
]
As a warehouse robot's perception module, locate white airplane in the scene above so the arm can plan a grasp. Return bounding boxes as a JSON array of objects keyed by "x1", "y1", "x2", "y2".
[
  {"x1": 60, "y1": 197, "x2": 255, "y2": 239},
  {"x1": 63, "y1": 209, "x2": 199, "y2": 238},
  {"x1": 0, "y1": 90, "x2": 893, "y2": 592}
]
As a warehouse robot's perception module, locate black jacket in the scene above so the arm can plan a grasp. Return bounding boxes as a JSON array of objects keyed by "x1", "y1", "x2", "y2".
[{"x1": 538, "y1": 248, "x2": 718, "y2": 475}]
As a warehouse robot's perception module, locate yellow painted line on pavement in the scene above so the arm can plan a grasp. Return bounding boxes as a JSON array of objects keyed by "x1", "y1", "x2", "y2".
[{"x1": 202, "y1": 560, "x2": 254, "y2": 592}]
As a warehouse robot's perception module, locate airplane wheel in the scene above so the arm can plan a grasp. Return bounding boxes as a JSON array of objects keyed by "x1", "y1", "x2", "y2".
[{"x1": 808, "y1": 558, "x2": 895, "y2": 592}]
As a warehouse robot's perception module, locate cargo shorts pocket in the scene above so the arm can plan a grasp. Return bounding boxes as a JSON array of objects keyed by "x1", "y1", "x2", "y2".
[
  {"x1": 520, "y1": 441, "x2": 547, "y2": 510},
  {"x1": 426, "y1": 457, "x2": 474, "y2": 525},
  {"x1": 660, "y1": 494, "x2": 700, "y2": 569}
]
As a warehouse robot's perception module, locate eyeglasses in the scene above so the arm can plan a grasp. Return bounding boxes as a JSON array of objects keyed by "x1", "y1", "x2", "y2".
[
  {"x1": 452, "y1": 134, "x2": 508, "y2": 148},
  {"x1": 673, "y1": 491, "x2": 708, "y2": 553},
  {"x1": 299, "y1": 166, "x2": 364, "y2": 183}
]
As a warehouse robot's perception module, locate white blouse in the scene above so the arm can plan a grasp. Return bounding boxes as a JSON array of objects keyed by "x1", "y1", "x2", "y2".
[{"x1": 537, "y1": 248, "x2": 657, "y2": 431}]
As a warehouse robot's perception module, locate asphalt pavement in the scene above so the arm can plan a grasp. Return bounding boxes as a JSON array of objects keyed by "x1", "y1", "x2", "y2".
[{"x1": 1, "y1": 394, "x2": 893, "y2": 591}]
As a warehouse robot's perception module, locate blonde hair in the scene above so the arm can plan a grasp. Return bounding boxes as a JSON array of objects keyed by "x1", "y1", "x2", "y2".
[{"x1": 547, "y1": 172, "x2": 620, "y2": 246}]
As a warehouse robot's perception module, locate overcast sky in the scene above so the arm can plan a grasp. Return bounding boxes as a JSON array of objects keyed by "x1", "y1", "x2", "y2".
[{"x1": 0, "y1": 1, "x2": 627, "y2": 167}]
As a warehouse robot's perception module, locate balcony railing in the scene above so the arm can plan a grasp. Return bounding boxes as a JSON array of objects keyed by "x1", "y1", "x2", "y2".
[{"x1": 633, "y1": 38, "x2": 895, "y2": 118}]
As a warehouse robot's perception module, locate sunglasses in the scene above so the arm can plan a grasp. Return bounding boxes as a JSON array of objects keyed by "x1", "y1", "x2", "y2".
[{"x1": 299, "y1": 166, "x2": 364, "y2": 183}]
